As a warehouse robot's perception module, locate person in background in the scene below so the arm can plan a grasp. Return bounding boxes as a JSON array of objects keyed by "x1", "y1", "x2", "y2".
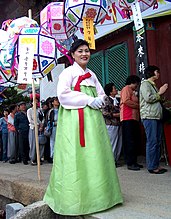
[
  {"x1": 8, "y1": 104, "x2": 18, "y2": 164},
  {"x1": 38, "y1": 100, "x2": 48, "y2": 123},
  {"x1": 38, "y1": 100, "x2": 49, "y2": 162},
  {"x1": 43, "y1": 99, "x2": 52, "y2": 163},
  {"x1": 46, "y1": 97, "x2": 53, "y2": 111},
  {"x1": 44, "y1": 39, "x2": 123, "y2": 216},
  {"x1": 48, "y1": 96, "x2": 60, "y2": 162},
  {"x1": 27, "y1": 98, "x2": 41, "y2": 166},
  {"x1": 0, "y1": 108, "x2": 9, "y2": 162},
  {"x1": 102, "y1": 83, "x2": 122, "y2": 167},
  {"x1": 38, "y1": 123, "x2": 46, "y2": 162},
  {"x1": 120, "y1": 75, "x2": 143, "y2": 171},
  {"x1": 140, "y1": 65, "x2": 168, "y2": 174},
  {"x1": 14, "y1": 102, "x2": 29, "y2": 165}
]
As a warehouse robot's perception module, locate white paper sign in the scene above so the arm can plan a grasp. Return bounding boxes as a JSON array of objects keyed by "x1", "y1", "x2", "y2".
[
  {"x1": 131, "y1": 2, "x2": 144, "y2": 31},
  {"x1": 17, "y1": 44, "x2": 34, "y2": 84}
]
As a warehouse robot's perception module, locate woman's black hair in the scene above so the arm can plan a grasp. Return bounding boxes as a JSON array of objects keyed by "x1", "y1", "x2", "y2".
[
  {"x1": 4, "y1": 108, "x2": 9, "y2": 113},
  {"x1": 52, "y1": 96, "x2": 59, "y2": 102},
  {"x1": 104, "y1": 83, "x2": 115, "y2": 96},
  {"x1": 9, "y1": 104, "x2": 17, "y2": 113},
  {"x1": 69, "y1": 39, "x2": 90, "y2": 54},
  {"x1": 144, "y1": 65, "x2": 160, "y2": 79},
  {"x1": 125, "y1": 75, "x2": 141, "y2": 85}
]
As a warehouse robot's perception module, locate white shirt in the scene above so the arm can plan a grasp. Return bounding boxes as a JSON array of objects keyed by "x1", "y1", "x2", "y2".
[
  {"x1": 57, "y1": 62, "x2": 105, "y2": 109},
  {"x1": 27, "y1": 107, "x2": 40, "y2": 129},
  {"x1": 109, "y1": 96, "x2": 119, "y2": 106}
]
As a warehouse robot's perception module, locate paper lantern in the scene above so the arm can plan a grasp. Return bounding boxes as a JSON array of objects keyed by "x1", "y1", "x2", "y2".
[
  {"x1": 116, "y1": 0, "x2": 155, "y2": 11},
  {"x1": 0, "y1": 39, "x2": 18, "y2": 87},
  {"x1": 1, "y1": 19, "x2": 13, "y2": 31},
  {"x1": 16, "y1": 27, "x2": 57, "y2": 78},
  {"x1": 0, "y1": 68, "x2": 18, "y2": 87},
  {"x1": 40, "y1": 2, "x2": 77, "y2": 40},
  {"x1": 65, "y1": 0, "x2": 108, "y2": 28},
  {"x1": 7, "y1": 16, "x2": 39, "y2": 38}
]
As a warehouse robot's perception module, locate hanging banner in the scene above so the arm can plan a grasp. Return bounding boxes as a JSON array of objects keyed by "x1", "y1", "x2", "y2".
[
  {"x1": 17, "y1": 44, "x2": 34, "y2": 84},
  {"x1": 133, "y1": 27, "x2": 148, "y2": 79},
  {"x1": 83, "y1": 17, "x2": 95, "y2": 50},
  {"x1": 131, "y1": 2, "x2": 144, "y2": 31}
]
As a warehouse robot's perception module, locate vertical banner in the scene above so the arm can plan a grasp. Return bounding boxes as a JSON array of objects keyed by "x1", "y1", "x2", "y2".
[
  {"x1": 133, "y1": 27, "x2": 148, "y2": 79},
  {"x1": 17, "y1": 44, "x2": 34, "y2": 84},
  {"x1": 83, "y1": 17, "x2": 95, "y2": 50},
  {"x1": 131, "y1": 2, "x2": 144, "y2": 31}
]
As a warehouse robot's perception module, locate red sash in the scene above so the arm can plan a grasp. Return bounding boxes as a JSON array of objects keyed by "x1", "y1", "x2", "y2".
[{"x1": 74, "y1": 72, "x2": 91, "y2": 147}]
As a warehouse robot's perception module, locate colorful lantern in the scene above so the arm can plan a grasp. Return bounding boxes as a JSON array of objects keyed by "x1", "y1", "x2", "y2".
[
  {"x1": 65, "y1": 0, "x2": 108, "y2": 28},
  {"x1": 107, "y1": 0, "x2": 156, "y2": 17},
  {"x1": 0, "y1": 34, "x2": 18, "y2": 87},
  {"x1": 16, "y1": 27, "x2": 57, "y2": 78},
  {"x1": 0, "y1": 68, "x2": 17, "y2": 87},
  {"x1": 1, "y1": 19, "x2": 13, "y2": 31},
  {"x1": 7, "y1": 16, "x2": 39, "y2": 38},
  {"x1": 40, "y1": 2, "x2": 77, "y2": 40}
]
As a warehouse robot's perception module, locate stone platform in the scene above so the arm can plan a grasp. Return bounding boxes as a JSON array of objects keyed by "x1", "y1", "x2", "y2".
[{"x1": 0, "y1": 158, "x2": 171, "y2": 219}]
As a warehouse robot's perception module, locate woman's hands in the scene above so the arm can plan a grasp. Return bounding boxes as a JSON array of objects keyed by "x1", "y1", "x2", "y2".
[
  {"x1": 88, "y1": 97, "x2": 105, "y2": 109},
  {"x1": 158, "y1": 83, "x2": 168, "y2": 95}
]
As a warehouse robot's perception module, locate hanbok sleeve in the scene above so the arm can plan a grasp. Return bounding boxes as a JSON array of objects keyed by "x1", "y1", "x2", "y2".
[{"x1": 57, "y1": 69, "x2": 95, "y2": 109}]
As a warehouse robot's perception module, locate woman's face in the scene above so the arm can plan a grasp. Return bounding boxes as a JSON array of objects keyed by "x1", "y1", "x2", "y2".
[
  {"x1": 153, "y1": 69, "x2": 160, "y2": 80},
  {"x1": 72, "y1": 45, "x2": 90, "y2": 70},
  {"x1": 4, "y1": 111, "x2": 8, "y2": 117},
  {"x1": 130, "y1": 83, "x2": 139, "y2": 91},
  {"x1": 110, "y1": 86, "x2": 118, "y2": 97}
]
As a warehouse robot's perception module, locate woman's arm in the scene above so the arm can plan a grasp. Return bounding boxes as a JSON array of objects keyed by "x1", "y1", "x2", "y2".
[
  {"x1": 140, "y1": 82, "x2": 160, "y2": 103},
  {"x1": 121, "y1": 87, "x2": 139, "y2": 109}
]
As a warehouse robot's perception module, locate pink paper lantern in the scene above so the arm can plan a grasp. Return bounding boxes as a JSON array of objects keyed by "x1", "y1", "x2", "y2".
[{"x1": 40, "y1": 2, "x2": 78, "y2": 40}]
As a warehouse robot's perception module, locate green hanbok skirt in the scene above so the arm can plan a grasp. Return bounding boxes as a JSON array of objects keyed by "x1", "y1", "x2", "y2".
[{"x1": 43, "y1": 86, "x2": 123, "y2": 215}]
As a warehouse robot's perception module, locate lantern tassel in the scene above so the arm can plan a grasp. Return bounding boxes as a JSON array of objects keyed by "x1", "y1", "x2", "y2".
[{"x1": 55, "y1": 40, "x2": 73, "y2": 64}]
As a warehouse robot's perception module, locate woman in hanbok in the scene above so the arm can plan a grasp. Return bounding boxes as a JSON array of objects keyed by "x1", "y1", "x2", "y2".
[{"x1": 44, "y1": 39, "x2": 123, "y2": 216}]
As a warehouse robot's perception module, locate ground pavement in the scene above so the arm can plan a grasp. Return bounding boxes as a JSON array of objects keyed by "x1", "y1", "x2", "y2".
[{"x1": 0, "y1": 157, "x2": 171, "y2": 219}]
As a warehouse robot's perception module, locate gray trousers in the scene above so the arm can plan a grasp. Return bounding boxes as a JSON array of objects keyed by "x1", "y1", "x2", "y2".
[
  {"x1": 8, "y1": 131, "x2": 17, "y2": 161},
  {"x1": 29, "y1": 128, "x2": 44, "y2": 162},
  {"x1": 106, "y1": 125, "x2": 122, "y2": 162}
]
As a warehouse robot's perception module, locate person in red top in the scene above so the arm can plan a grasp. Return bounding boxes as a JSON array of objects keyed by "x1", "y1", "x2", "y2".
[{"x1": 120, "y1": 75, "x2": 142, "y2": 171}]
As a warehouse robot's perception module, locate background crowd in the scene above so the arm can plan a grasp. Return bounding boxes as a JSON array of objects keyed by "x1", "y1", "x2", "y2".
[
  {"x1": 0, "y1": 65, "x2": 168, "y2": 175},
  {"x1": 0, "y1": 96, "x2": 60, "y2": 166}
]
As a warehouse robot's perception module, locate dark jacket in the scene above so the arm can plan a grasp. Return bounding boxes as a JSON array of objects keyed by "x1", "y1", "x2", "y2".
[
  {"x1": 102, "y1": 96, "x2": 120, "y2": 126},
  {"x1": 14, "y1": 111, "x2": 29, "y2": 133}
]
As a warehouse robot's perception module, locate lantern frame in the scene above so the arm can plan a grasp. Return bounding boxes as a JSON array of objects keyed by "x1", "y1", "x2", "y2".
[
  {"x1": 40, "y1": 2, "x2": 78, "y2": 40},
  {"x1": 16, "y1": 27, "x2": 57, "y2": 78},
  {"x1": 64, "y1": 0, "x2": 108, "y2": 28}
]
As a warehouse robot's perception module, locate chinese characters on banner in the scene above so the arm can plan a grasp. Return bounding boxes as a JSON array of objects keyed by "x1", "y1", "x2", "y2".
[
  {"x1": 133, "y1": 27, "x2": 148, "y2": 79},
  {"x1": 17, "y1": 45, "x2": 34, "y2": 84},
  {"x1": 131, "y1": 2, "x2": 144, "y2": 31},
  {"x1": 83, "y1": 17, "x2": 95, "y2": 50},
  {"x1": 131, "y1": 1, "x2": 148, "y2": 79}
]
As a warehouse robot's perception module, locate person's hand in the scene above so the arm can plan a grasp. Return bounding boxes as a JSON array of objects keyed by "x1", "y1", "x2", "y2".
[
  {"x1": 158, "y1": 83, "x2": 168, "y2": 95},
  {"x1": 88, "y1": 97, "x2": 105, "y2": 109}
]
